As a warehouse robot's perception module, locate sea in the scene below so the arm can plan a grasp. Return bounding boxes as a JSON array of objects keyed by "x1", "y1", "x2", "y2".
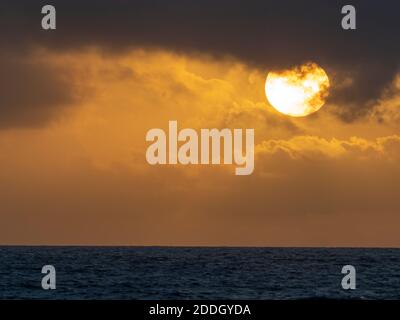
[{"x1": 0, "y1": 247, "x2": 399, "y2": 299}]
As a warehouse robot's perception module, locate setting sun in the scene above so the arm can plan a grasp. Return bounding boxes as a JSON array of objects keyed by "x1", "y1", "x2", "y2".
[{"x1": 265, "y1": 62, "x2": 330, "y2": 117}]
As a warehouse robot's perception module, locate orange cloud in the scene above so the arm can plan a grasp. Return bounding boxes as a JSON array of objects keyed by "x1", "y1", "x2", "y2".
[{"x1": 1, "y1": 48, "x2": 400, "y2": 246}]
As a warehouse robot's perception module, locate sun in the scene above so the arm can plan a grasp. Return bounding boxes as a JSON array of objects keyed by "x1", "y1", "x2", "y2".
[{"x1": 265, "y1": 62, "x2": 330, "y2": 117}]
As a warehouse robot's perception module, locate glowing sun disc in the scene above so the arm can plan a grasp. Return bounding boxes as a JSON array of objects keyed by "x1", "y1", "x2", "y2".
[{"x1": 265, "y1": 62, "x2": 330, "y2": 117}]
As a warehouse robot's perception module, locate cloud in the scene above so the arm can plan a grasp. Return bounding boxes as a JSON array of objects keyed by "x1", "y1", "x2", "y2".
[
  {"x1": 368, "y1": 75, "x2": 400, "y2": 124},
  {"x1": 0, "y1": 49, "x2": 399, "y2": 246},
  {"x1": 0, "y1": 0, "x2": 399, "y2": 122},
  {"x1": 0, "y1": 52, "x2": 85, "y2": 128},
  {"x1": 257, "y1": 135, "x2": 400, "y2": 160}
]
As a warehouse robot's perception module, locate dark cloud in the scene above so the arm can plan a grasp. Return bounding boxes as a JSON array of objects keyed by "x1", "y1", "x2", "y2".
[
  {"x1": 0, "y1": 0, "x2": 399, "y2": 125},
  {"x1": 0, "y1": 53, "x2": 80, "y2": 128}
]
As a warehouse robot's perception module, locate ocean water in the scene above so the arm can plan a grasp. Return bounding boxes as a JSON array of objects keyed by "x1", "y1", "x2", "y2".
[{"x1": 0, "y1": 247, "x2": 399, "y2": 299}]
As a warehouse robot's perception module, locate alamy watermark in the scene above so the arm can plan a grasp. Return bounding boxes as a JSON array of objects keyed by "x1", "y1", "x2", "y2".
[
  {"x1": 41, "y1": 265, "x2": 56, "y2": 290},
  {"x1": 341, "y1": 265, "x2": 356, "y2": 290},
  {"x1": 146, "y1": 121, "x2": 254, "y2": 175}
]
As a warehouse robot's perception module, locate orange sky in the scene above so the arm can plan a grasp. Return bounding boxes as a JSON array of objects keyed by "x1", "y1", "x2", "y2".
[{"x1": 1, "y1": 48, "x2": 400, "y2": 246}]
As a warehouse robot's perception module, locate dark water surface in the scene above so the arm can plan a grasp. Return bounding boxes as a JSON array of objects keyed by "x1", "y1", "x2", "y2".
[{"x1": 0, "y1": 247, "x2": 399, "y2": 299}]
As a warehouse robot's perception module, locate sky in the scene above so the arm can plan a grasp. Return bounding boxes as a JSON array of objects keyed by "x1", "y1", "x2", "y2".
[{"x1": 0, "y1": 0, "x2": 400, "y2": 246}]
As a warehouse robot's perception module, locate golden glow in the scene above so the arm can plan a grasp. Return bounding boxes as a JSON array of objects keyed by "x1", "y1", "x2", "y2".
[{"x1": 265, "y1": 62, "x2": 330, "y2": 117}]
